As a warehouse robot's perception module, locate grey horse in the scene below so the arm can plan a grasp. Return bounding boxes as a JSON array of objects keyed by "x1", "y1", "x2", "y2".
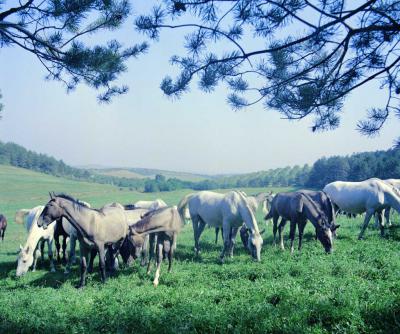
[
  {"x1": 37, "y1": 193, "x2": 128, "y2": 288},
  {"x1": 128, "y1": 206, "x2": 183, "y2": 287}
]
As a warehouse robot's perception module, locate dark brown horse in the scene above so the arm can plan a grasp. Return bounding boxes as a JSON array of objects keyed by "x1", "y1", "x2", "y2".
[
  {"x1": 0, "y1": 214, "x2": 7, "y2": 242},
  {"x1": 265, "y1": 191, "x2": 339, "y2": 253}
]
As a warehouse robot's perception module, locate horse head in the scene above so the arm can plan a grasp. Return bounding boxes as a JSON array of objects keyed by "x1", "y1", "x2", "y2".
[
  {"x1": 37, "y1": 195, "x2": 63, "y2": 230},
  {"x1": 247, "y1": 231, "x2": 263, "y2": 261},
  {"x1": 16, "y1": 245, "x2": 33, "y2": 277}
]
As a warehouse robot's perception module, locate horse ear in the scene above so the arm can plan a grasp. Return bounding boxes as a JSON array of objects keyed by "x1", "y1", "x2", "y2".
[
  {"x1": 260, "y1": 229, "x2": 266, "y2": 235},
  {"x1": 333, "y1": 224, "x2": 341, "y2": 231},
  {"x1": 25, "y1": 246, "x2": 29, "y2": 253},
  {"x1": 49, "y1": 192, "x2": 53, "y2": 199},
  {"x1": 19, "y1": 244, "x2": 23, "y2": 251}
]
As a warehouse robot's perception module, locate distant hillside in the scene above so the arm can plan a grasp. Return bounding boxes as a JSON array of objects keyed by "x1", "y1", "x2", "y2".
[
  {"x1": 90, "y1": 167, "x2": 211, "y2": 182},
  {"x1": 1, "y1": 140, "x2": 398, "y2": 193}
]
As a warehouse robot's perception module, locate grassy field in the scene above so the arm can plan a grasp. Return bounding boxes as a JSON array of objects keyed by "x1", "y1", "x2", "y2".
[{"x1": 0, "y1": 165, "x2": 400, "y2": 333}]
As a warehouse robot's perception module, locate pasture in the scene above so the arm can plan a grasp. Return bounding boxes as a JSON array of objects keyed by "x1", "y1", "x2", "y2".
[{"x1": 1, "y1": 165, "x2": 400, "y2": 333}]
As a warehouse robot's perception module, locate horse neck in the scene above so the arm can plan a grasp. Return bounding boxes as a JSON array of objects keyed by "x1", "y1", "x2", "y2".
[
  {"x1": 25, "y1": 222, "x2": 50, "y2": 252},
  {"x1": 59, "y1": 199, "x2": 94, "y2": 235},
  {"x1": 300, "y1": 197, "x2": 323, "y2": 229},
  {"x1": 385, "y1": 189, "x2": 400, "y2": 212},
  {"x1": 238, "y1": 197, "x2": 260, "y2": 235}
]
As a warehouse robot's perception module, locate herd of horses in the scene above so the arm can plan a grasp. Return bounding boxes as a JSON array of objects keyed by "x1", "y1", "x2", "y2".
[{"x1": 1, "y1": 177, "x2": 399, "y2": 288}]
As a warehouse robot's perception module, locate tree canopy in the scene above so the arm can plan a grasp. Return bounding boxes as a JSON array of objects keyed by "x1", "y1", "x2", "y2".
[
  {"x1": 135, "y1": 0, "x2": 400, "y2": 143},
  {"x1": 0, "y1": 0, "x2": 148, "y2": 102}
]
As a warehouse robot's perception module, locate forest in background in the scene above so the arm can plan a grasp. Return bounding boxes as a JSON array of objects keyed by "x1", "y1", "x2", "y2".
[{"x1": 0, "y1": 141, "x2": 399, "y2": 192}]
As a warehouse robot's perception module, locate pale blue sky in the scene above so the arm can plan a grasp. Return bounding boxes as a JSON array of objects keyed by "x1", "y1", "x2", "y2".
[{"x1": 0, "y1": 2, "x2": 397, "y2": 174}]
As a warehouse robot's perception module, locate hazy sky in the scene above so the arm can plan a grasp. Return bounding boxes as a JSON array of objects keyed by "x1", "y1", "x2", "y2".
[{"x1": 0, "y1": 2, "x2": 397, "y2": 175}]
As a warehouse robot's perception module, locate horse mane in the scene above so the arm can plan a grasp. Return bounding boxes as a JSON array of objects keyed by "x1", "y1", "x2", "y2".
[
  {"x1": 298, "y1": 192, "x2": 328, "y2": 225},
  {"x1": 234, "y1": 190, "x2": 260, "y2": 235},
  {"x1": 54, "y1": 193, "x2": 97, "y2": 212}
]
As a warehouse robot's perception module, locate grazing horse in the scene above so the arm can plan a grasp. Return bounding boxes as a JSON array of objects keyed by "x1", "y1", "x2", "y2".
[
  {"x1": 128, "y1": 206, "x2": 182, "y2": 287},
  {"x1": 178, "y1": 190, "x2": 263, "y2": 262},
  {"x1": 15, "y1": 206, "x2": 56, "y2": 276},
  {"x1": 0, "y1": 214, "x2": 7, "y2": 242},
  {"x1": 323, "y1": 178, "x2": 400, "y2": 239},
  {"x1": 264, "y1": 192, "x2": 338, "y2": 253},
  {"x1": 133, "y1": 199, "x2": 167, "y2": 211},
  {"x1": 215, "y1": 191, "x2": 272, "y2": 244},
  {"x1": 115, "y1": 206, "x2": 150, "y2": 267},
  {"x1": 37, "y1": 193, "x2": 128, "y2": 288}
]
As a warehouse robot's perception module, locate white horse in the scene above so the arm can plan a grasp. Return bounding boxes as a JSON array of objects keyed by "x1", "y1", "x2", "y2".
[
  {"x1": 15, "y1": 206, "x2": 56, "y2": 276},
  {"x1": 214, "y1": 191, "x2": 273, "y2": 244},
  {"x1": 323, "y1": 178, "x2": 400, "y2": 239},
  {"x1": 178, "y1": 190, "x2": 263, "y2": 262},
  {"x1": 381, "y1": 179, "x2": 400, "y2": 226},
  {"x1": 133, "y1": 199, "x2": 167, "y2": 211}
]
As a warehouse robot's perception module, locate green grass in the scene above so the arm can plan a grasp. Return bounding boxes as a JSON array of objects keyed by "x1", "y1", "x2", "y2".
[{"x1": 0, "y1": 165, "x2": 399, "y2": 333}]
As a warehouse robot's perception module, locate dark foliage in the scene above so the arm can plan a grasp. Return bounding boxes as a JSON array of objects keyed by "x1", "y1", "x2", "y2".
[
  {"x1": 135, "y1": 0, "x2": 400, "y2": 143},
  {"x1": 0, "y1": 0, "x2": 148, "y2": 102},
  {"x1": 306, "y1": 149, "x2": 400, "y2": 188}
]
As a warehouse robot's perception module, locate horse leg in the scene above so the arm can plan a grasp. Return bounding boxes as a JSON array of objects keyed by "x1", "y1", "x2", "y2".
[
  {"x1": 192, "y1": 215, "x2": 200, "y2": 254},
  {"x1": 153, "y1": 238, "x2": 164, "y2": 287},
  {"x1": 385, "y1": 208, "x2": 392, "y2": 227},
  {"x1": 196, "y1": 219, "x2": 207, "y2": 254},
  {"x1": 70, "y1": 234, "x2": 77, "y2": 264},
  {"x1": 97, "y1": 244, "x2": 107, "y2": 283},
  {"x1": 272, "y1": 216, "x2": 279, "y2": 246},
  {"x1": 88, "y1": 249, "x2": 97, "y2": 273},
  {"x1": 376, "y1": 210, "x2": 385, "y2": 237},
  {"x1": 168, "y1": 234, "x2": 176, "y2": 272},
  {"x1": 147, "y1": 234, "x2": 156, "y2": 275},
  {"x1": 40, "y1": 240, "x2": 45, "y2": 263},
  {"x1": 140, "y1": 234, "x2": 149, "y2": 267},
  {"x1": 278, "y1": 219, "x2": 287, "y2": 250},
  {"x1": 298, "y1": 221, "x2": 306, "y2": 251},
  {"x1": 289, "y1": 221, "x2": 297, "y2": 254},
  {"x1": 229, "y1": 227, "x2": 239, "y2": 258},
  {"x1": 32, "y1": 247, "x2": 40, "y2": 272},
  {"x1": 358, "y1": 210, "x2": 374, "y2": 239},
  {"x1": 77, "y1": 245, "x2": 89, "y2": 289},
  {"x1": 48, "y1": 239, "x2": 56, "y2": 273},
  {"x1": 215, "y1": 227, "x2": 220, "y2": 244},
  {"x1": 55, "y1": 235, "x2": 61, "y2": 264},
  {"x1": 62, "y1": 235, "x2": 68, "y2": 265},
  {"x1": 65, "y1": 234, "x2": 76, "y2": 274},
  {"x1": 219, "y1": 221, "x2": 231, "y2": 263}
]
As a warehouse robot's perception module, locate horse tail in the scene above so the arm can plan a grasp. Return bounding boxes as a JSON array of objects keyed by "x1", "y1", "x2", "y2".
[
  {"x1": 15, "y1": 209, "x2": 30, "y2": 225},
  {"x1": 177, "y1": 193, "x2": 195, "y2": 221}
]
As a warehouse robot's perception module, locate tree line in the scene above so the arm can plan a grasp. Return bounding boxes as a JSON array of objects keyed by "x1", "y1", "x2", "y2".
[{"x1": 1, "y1": 141, "x2": 399, "y2": 192}]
